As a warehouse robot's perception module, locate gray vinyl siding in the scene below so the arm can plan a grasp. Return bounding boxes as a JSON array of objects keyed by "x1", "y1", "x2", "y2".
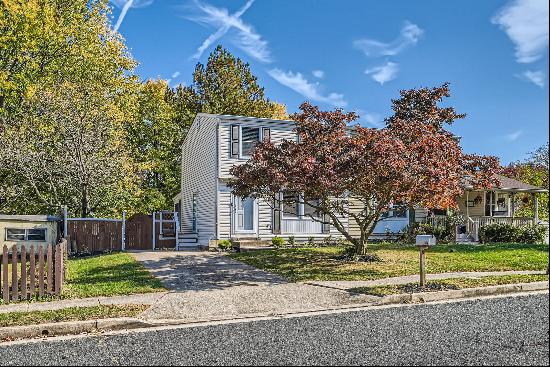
[
  {"x1": 218, "y1": 118, "x2": 297, "y2": 178},
  {"x1": 180, "y1": 115, "x2": 219, "y2": 245},
  {"x1": 218, "y1": 117, "x2": 296, "y2": 239},
  {"x1": 216, "y1": 116, "x2": 346, "y2": 241},
  {"x1": 181, "y1": 113, "x2": 349, "y2": 244},
  {"x1": 218, "y1": 182, "x2": 232, "y2": 239}
]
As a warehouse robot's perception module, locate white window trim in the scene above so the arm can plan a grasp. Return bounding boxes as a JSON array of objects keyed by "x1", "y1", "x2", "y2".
[
  {"x1": 5, "y1": 228, "x2": 47, "y2": 242},
  {"x1": 239, "y1": 125, "x2": 263, "y2": 159}
]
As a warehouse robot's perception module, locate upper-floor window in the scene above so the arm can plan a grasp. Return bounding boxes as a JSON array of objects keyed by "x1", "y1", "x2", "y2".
[
  {"x1": 241, "y1": 127, "x2": 260, "y2": 157},
  {"x1": 231, "y1": 125, "x2": 271, "y2": 159}
]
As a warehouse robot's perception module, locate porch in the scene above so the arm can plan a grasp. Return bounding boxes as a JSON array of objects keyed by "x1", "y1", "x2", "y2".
[{"x1": 428, "y1": 174, "x2": 548, "y2": 243}]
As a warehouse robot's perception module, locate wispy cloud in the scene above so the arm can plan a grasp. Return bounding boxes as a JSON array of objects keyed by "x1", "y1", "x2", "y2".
[
  {"x1": 312, "y1": 70, "x2": 325, "y2": 79},
  {"x1": 188, "y1": 0, "x2": 271, "y2": 62},
  {"x1": 268, "y1": 69, "x2": 347, "y2": 108},
  {"x1": 365, "y1": 62, "x2": 399, "y2": 85},
  {"x1": 355, "y1": 109, "x2": 384, "y2": 128},
  {"x1": 171, "y1": 71, "x2": 181, "y2": 79},
  {"x1": 519, "y1": 70, "x2": 546, "y2": 87},
  {"x1": 492, "y1": 0, "x2": 549, "y2": 64},
  {"x1": 505, "y1": 130, "x2": 523, "y2": 141},
  {"x1": 112, "y1": 0, "x2": 154, "y2": 32},
  {"x1": 353, "y1": 21, "x2": 424, "y2": 57}
]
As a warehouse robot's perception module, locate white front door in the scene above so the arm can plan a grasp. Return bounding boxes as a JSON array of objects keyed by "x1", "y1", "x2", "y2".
[{"x1": 234, "y1": 196, "x2": 256, "y2": 233}]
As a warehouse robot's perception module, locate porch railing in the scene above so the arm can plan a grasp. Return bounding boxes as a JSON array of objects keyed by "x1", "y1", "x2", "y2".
[
  {"x1": 281, "y1": 218, "x2": 322, "y2": 234},
  {"x1": 474, "y1": 216, "x2": 536, "y2": 228}
]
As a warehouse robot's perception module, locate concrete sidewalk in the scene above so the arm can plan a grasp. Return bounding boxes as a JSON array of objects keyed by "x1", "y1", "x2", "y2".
[
  {"x1": 305, "y1": 270, "x2": 547, "y2": 290},
  {"x1": 0, "y1": 292, "x2": 167, "y2": 314},
  {"x1": 1, "y1": 269, "x2": 545, "y2": 319}
]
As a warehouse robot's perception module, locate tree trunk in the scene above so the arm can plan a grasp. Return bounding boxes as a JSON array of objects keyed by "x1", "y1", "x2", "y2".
[
  {"x1": 353, "y1": 228, "x2": 369, "y2": 255},
  {"x1": 81, "y1": 185, "x2": 88, "y2": 218}
]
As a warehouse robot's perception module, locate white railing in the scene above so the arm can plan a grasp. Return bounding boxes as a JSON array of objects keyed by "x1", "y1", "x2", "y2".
[
  {"x1": 424, "y1": 216, "x2": 449, "y2": 228},
  {"x1": 473, "y1": 216, "x2": 535, "y2": 228},
  {"x1": 281, "y1": 218, "x2": 322, "y2": 234}
]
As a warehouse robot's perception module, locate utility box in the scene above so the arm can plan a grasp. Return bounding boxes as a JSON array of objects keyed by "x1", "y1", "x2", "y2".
[{"x1": 416, "y1": 234, "x2": 436, "y2": 247}]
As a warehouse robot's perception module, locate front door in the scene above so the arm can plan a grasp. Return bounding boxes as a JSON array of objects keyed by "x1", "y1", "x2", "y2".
[{"x1": 234, "y1": 196, "x2": 256, "y2": 233}]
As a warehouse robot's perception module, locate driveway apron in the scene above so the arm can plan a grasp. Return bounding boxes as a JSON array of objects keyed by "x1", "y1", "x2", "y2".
[{"x1": 130, "y1": 251, "x2": 375, "y2": 321}]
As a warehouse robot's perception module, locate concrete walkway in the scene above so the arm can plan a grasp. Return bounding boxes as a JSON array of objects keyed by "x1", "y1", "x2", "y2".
[
  {"x1": 306, "y1": 270, "x2": 547, "y2": 290},
  {"x1": 0, "y1": 292, "x2": 166, "y2": 314}
]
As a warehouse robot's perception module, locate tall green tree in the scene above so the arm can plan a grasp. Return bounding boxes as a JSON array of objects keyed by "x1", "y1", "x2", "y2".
[
  {"x1": 125, "y1": 46, "x2": 287, "y2": 212},
  {"x1": 0, "y1": 0, "x2": 138, "y2": 217},
  {"x1": 502, "y1": 142, "x2": 549, "y2": 221},
  {"x1": 182, "y1": 45, "x2": 287, "y2": 119},
  {"x1": 124, "y1": 79, "x2": 188, "y2": 212}
]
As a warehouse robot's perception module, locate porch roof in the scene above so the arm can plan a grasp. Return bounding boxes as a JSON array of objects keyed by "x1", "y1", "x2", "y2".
[{"x1": 466, "y1": 174, "x2": 548, "y2": 193}]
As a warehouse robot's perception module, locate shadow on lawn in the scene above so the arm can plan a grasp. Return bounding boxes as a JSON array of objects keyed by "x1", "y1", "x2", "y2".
[{"x1": 129, "y1": 252, "x2": 289, "y2": 292}]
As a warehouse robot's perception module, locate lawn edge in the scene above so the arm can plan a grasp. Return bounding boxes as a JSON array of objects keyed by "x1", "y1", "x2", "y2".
[
  {"x1": 0, "y1": 317, "x2": 154, "y2": 342},
  {"x1": 371, "y1": 281, "x2": 549, "y2": 306}
]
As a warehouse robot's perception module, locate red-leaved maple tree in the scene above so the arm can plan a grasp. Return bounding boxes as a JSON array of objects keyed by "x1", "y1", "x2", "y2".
[{"x1": 229, "y1": 84, "x2": 499, "y2": 255}]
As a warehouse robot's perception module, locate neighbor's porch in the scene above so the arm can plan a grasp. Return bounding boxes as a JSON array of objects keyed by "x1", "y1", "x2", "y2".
[{"x1": 426, "y1": 175, "x2": 548, "y2": 243}]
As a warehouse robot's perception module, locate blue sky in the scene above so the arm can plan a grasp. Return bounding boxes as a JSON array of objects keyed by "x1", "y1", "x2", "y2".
[{"x1": 111, "y1": 0, "x2": 549, "y2": 164}]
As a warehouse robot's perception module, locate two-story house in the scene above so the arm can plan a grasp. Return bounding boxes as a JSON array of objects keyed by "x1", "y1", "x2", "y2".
[{"x1": 175, "y1": 113, "x2": 548, "y2": 250}]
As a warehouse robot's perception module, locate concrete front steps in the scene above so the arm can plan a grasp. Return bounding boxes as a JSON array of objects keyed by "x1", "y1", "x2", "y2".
[
  {"x1": 177, "y1": 232, "x2": 200, "y2": 250},
  {"x1": 231, "y1": 238, "x2": 273, "y2": 252}
]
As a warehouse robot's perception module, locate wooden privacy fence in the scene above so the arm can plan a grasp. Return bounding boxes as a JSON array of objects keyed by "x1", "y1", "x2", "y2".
[
  {"x1": 65, "y1": 212, "x2": 179, "y2": 253},
  {"x1": 66, "y1": 219, "x2": 123, "y2": 253},
  {"x1": 0, "y1": 239, "x2": 66, "y2": 304},
  {"x1": 125, "y1": 213, "x2": 152, "y2": 250}
]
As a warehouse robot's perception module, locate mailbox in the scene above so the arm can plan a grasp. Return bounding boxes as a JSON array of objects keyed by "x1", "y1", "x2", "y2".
[{"x1": 416, "y1": 235, "x2": 436, "y2": 247}]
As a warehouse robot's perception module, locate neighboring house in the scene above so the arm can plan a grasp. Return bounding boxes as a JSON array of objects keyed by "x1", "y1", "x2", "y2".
[
  {"x1": 176, "y1": 113, "x2": 548, "y2": 249},
  {"x1": 0, "y1": 215, "x2": 59, "y2": 252}
]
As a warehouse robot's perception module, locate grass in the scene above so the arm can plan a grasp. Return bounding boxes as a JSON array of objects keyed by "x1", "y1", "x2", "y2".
[
  {"x1": 228, "y1": 243, "x2": 549, "y2": 282},
  {"x1": 0, "y1": 304, "x2": 148, "y2": 328},
  {"x1": 350, "y1": 274, "x2": 549, "y2": 297},
  {"x1": 63, "y1": 253, "x2": 166, "y2": 299}
]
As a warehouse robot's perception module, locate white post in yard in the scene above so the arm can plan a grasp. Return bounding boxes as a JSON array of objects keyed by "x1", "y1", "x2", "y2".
[
  {"x1": 533, "y1": 193, "x2": 539, "y2": 224},
  {"x1": 152, "y1": 212, "x2": 156, "y2": 250},
  {"x1": 121, "y1": 211, "x2": 126, "y2": 251},
  {"x1": 63, "y1": 205, "x2": 68, "y2": 238}
]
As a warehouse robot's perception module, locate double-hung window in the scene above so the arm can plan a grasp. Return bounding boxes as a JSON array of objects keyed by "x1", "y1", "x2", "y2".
[
  {"x1": 281, "y1": 192, "x2": 320, "y2": 219},
  {"x1": 241, "y1": 126, "x2": 260, "y2": 157},
  {"x1": 230, "y1": 125, "x2": 271, "y2": 159}
]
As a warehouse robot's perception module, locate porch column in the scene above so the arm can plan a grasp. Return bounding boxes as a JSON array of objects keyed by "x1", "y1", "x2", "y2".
[
  {"x1": 489, "y1": 191, "x2": 493, "y2": 217},
  {"x1": 510, "y1": 193, "x2": 515, "y2": 218},
  {"x1": 533, "y1": 193, "x2": 539, "y2": 224},
  {"x1": 466, "y1": 191, "x2": 470, "y2": 218}
]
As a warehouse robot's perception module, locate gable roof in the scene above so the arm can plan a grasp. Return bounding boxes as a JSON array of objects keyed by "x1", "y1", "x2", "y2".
[{"x1": 492, "y1": 174, "x2": 547, "y2": 192}]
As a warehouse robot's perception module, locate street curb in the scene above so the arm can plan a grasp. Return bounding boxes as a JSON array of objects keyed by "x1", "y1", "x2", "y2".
[
  {"x1": 371, "y1": 281, "x2": 549, "y2": 306},
  {"x1": 0, "y1": 281, "x2": 547, "y2": 341},
  {"x1": 0, "y1": 318, "x2": 153, "y2": 341}
]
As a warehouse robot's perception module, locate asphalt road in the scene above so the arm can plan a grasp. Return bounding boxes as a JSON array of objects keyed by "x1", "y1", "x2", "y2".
[{"x1": 1, "y1": 292, "x2": 548, "y2": 366}]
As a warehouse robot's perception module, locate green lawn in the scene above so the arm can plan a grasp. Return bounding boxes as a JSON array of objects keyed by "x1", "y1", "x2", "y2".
[
  {"x1": 228, "y1": 243, "x2": 549, "y2": 282},
  {"x1": 0, "y1": 304, "x2": 148, "y2": 328},
  {"x1": 64, "y1": 253, "x2": 166, "y2": 299},
  {"x1": 350, "y1": 274, "x2": 549, "y2": 296}
]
